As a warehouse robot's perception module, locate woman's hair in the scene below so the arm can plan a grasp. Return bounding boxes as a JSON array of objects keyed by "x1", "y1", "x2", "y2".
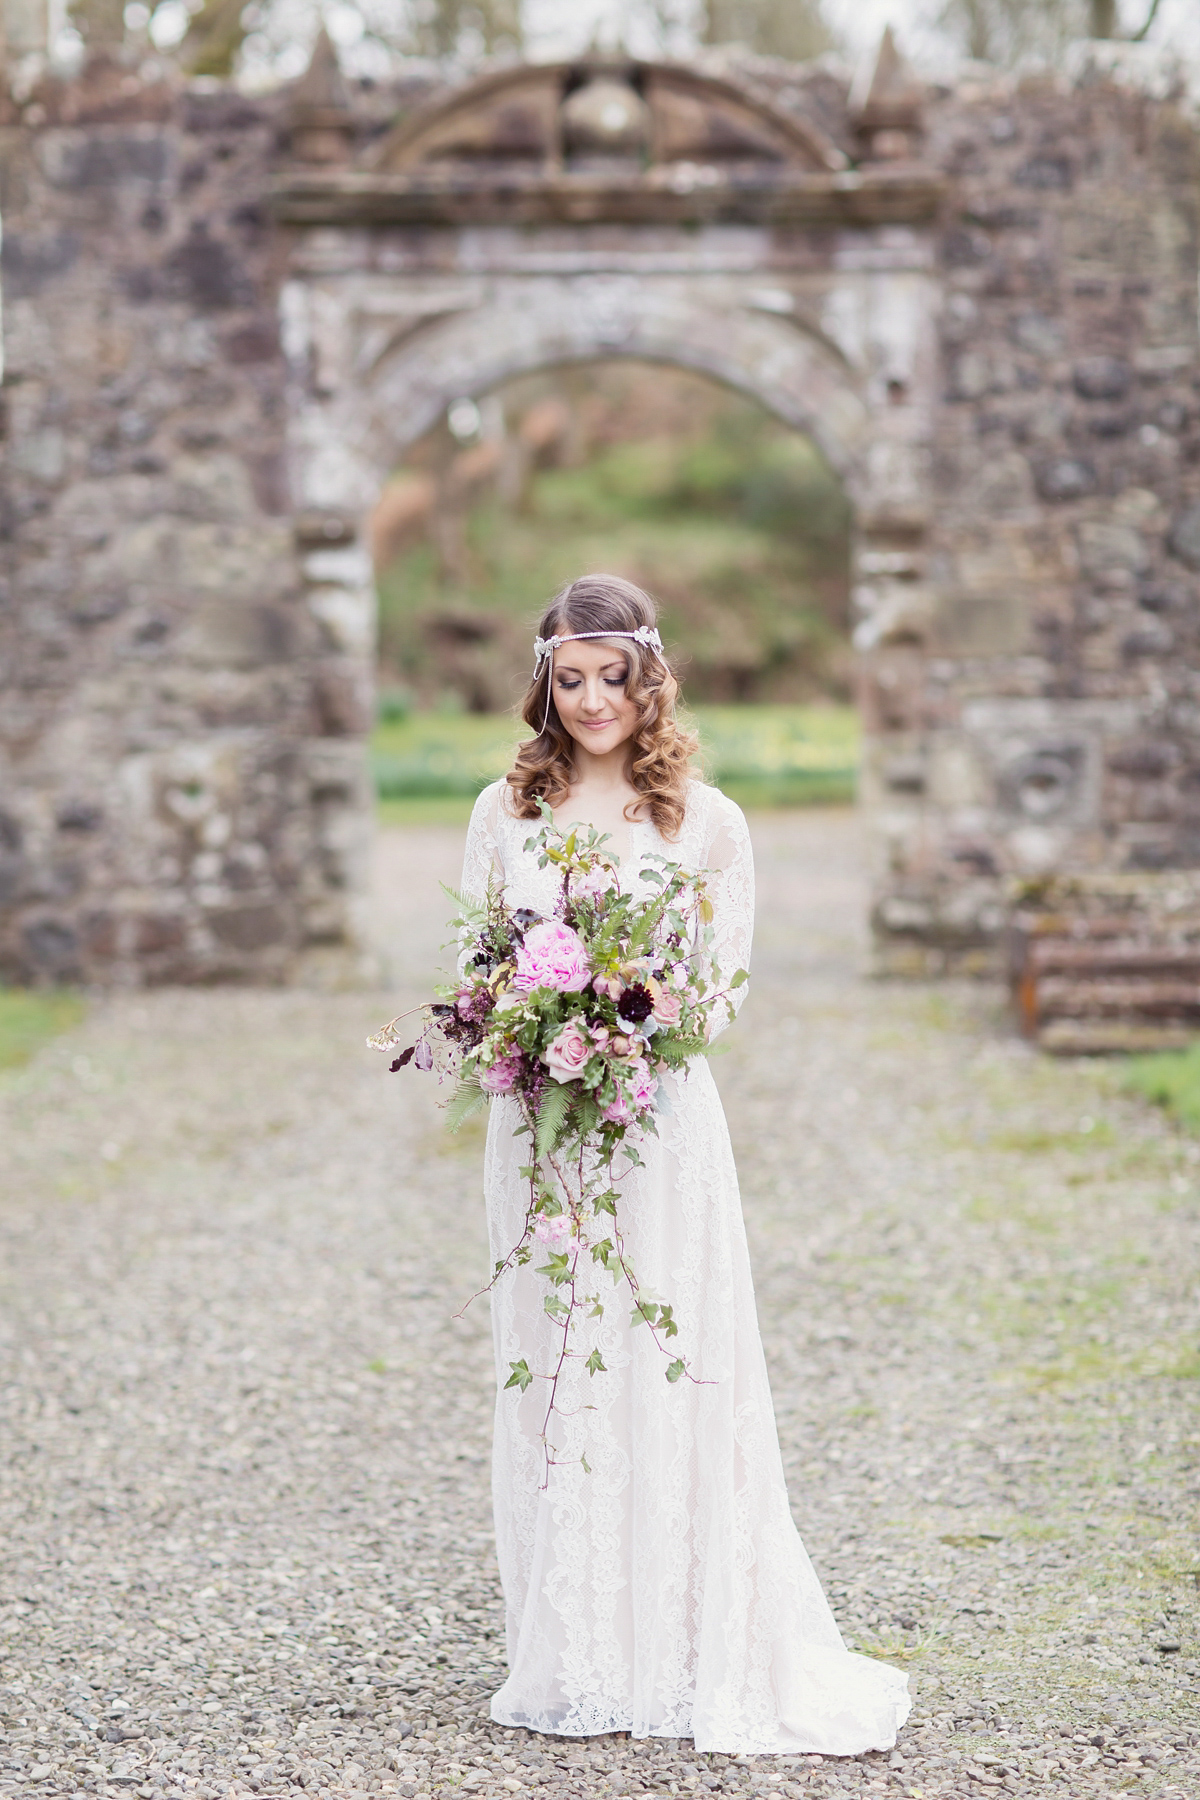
[{"x1": 506, "y1": 574, "x2": 698, "y2": 840}]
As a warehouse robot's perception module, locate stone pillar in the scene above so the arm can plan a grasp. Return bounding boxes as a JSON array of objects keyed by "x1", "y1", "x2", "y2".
[
  {"x1": 3, "y1": 0, "x2": 48, "y2": 63},
  {"x1": 66, "y1": 0, "x2": 125, "y2": 50}
]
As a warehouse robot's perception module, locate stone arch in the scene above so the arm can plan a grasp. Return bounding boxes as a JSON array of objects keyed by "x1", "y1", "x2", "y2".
[
  {"x1": 366, "y1": 58, "x2": 849, "y2": 177},
  {"x1": 290, "y1": 280, "x2": 874, "y2": 527}
]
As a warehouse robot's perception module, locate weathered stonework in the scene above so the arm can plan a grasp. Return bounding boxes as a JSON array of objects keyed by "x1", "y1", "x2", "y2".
[{"x1": 1, "y1": 38, "x2": 1198, "y2": 988}]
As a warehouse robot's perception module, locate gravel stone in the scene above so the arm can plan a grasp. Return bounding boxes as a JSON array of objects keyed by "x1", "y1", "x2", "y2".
[{"x1": 1, "y1": 813, "x2": 1198, "y2": 1800}]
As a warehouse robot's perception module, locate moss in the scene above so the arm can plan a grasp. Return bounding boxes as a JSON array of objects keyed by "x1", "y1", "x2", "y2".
[{"x1": 0, "y1": 988, "x2": 85, "y2": 1071}]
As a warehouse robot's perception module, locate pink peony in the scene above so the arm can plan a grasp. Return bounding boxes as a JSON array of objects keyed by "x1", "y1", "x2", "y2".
[
  {"x1": 652, "y1": 990, "x2": 682, "y2": 1027},
  {"x1": 544, "y1": 1018, "x2": 592, "y2": 1083},
  {"x1": 514, "y1": 920, "x2": 592, "y2": 994},
  {"x1": 480, "y1": 1051, "x2": 523, "y2": 1095}
]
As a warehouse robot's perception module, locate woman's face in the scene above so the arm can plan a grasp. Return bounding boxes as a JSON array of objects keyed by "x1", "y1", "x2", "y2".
[{"x1": 550, "y1": 637, "x2": 640, "y2": 762}]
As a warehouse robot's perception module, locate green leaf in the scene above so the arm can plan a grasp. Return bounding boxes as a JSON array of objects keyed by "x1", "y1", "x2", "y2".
[
  {"x1": 505, "y1": 1359, "x2": 533, "y2": 1392},
  {"x1": 534, "y1": 1078, "x2": 574, "y2": 1159},
  {"x1": 592, "y1": 1189, "x2": 617, "y2": 1218},
  {"x1": 544, "y1": 1293, "x2": 569, "y2": 1319},
  {"x1": 630, "y1": 1299, "x2": 659, "y2": 1329},
  {"x1": 585, "y1": 1349, "x2": 607, "y2": 1376},
  {"x1": 730, "y1": 967, "x2": 749, "y2": 988},
  {"x1": 581, "y1": 1452, "x2": 591, "y2": 1474},
  {"x1": 665, "y1": 1358, "x2": 686, "y2": 1383},
  {"x1": 445, "y1": 1080, "x2": 488, "y2": 1134}
]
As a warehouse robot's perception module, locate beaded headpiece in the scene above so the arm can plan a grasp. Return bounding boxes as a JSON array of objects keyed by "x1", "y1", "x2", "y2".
[{"x1": 533, "y1": 625, "x2": 665, "y2": 731}]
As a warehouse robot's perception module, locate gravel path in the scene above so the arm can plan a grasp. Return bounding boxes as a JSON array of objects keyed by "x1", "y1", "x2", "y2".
[{"x1": 1, "y1": 810, "x2": 1198, "y2": 1800}]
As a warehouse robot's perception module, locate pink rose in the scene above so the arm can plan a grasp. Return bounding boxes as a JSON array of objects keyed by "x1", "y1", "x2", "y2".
[
  {"x1": 652, "y1": 990, "x2": 682, "y2": 1027},
  {"x1": 628, "y1": 1057, "x2": 659, "y2": 1109},
  {"x1": 544, "y1": 1019, "x2": 592, "y2": 1083},
  {"x1": 480, "y1": 1051, "x2": 522, "y2": 1095},
  {"x1": 514, "y1": 920, "x2": 592, "y2": 994},
  {"x1": 533, "y1": 1212, "x2": 575, "y2": 1248},
  {"x1": 602, "y1": 1059, "x2": 657, "y2": 1125},
  {"x1": 574, "y1": 865, "x2": 616, "y2": 901}
]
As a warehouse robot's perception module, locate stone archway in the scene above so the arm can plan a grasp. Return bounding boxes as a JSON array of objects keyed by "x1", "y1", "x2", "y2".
[
  {"x1": 288, "y1": 275, "x2": 876, "y2": 508},
  {"x1": 269, "y1": 47, "x2": 944, "y2": 980}
]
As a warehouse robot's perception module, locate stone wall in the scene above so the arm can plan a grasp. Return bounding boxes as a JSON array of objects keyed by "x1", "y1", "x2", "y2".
[
  {"x1": 861, "y1": 55, "x2": 1200, "y2": 972},
  {"x1": 2, "y1": 42, "x2": 1199, "y2": 987},
  {"x1": 0, "y1": 59, "x2": 375, "y2": 984}
]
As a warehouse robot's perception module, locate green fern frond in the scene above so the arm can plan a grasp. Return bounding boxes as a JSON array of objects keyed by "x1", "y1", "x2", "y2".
[
  {"x1": 534, "y1": 1080, "x2": 574, "y2": 1159},
  {"x1": 439, "y1": 882, "x2": 488, "y2": 923},
  {"x1": 445, "y1": 1080, "x2": 488, "y2": 1134}
]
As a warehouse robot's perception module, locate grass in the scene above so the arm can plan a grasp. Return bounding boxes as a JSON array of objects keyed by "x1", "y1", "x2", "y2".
[
  {"x1": 372, "y1": 703, "x2": 859, "y2": 823},
  {"x1": 0, "y1": 988, "x2": 84, "y2": 1070},
  {"x1": 1125, "y1": 1042, "x2": 1200, "y2": 1133}
]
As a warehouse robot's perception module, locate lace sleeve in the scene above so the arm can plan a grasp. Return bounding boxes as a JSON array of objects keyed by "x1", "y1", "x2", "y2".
[
  {"x1": 700, "y1": 789, "x2": 755, "y2": 1043},
  {"x1": 458, "y1": 784, "x2": 506, "y2": 975},
  {"x1": 461, "y1": 782, "x2": 505, "y2": 902}
]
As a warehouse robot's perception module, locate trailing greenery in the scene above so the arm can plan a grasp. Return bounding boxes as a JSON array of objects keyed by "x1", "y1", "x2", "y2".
[
  {"x1": 372, "y1": 703, "x2": 858, "y2": 824},
  {"x1": 1124, "y1": 1043, "x2": 1200, "y2": 1134},
  {"x1": 0, "y1": 988, "x2": 85, "y2": 1071}
]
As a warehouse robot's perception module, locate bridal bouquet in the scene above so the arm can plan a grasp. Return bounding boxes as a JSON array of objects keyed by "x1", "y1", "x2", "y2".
[{"x1": 368, "y1": 803, "x2": 746, "y2": 1465}]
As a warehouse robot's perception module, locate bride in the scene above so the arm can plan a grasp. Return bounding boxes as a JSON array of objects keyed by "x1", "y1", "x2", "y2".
[{"x1": 460, "y1": 573, "x2": 910, "y2": 1755}]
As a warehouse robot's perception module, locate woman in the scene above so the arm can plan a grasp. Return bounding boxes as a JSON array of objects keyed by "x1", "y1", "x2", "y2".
[{"x1": 461, "y1": 573, "x2": 909, "y2": 1755}]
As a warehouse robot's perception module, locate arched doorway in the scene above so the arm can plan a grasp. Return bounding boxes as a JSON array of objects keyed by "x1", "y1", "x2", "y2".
[{"x1": 275, "y1": 51, "x2": 941, "y2": 968}]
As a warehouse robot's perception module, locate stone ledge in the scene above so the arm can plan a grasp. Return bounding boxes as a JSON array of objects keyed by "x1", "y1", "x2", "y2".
[{"x1": 269, "y1": 163, "x2": 946, "y2": 230}]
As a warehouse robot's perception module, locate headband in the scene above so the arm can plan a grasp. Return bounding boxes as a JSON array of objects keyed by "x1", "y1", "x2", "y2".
[
  {"x1": 533, "y1": 626, "x2": 663, "y2": 673},
  {"x1": 533, "y1": 626, "x2": 665, "y2": 731}
]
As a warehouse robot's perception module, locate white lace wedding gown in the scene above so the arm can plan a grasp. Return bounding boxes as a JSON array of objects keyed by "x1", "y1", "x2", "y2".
[{"x1": 461, "y1": 778, "x2": 910, "y2": 1755}]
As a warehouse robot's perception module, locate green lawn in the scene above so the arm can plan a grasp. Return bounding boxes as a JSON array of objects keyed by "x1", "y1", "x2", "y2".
[
  {"x1": 1124, "y1": 1043, "x2": 1200, "y2": 1133},
  {"x1": 0, "y1": 988, "x2": 85, "y2": 1071},
  {"x1": 373, "y1": 704, "x2": 859, "y2": 825}
]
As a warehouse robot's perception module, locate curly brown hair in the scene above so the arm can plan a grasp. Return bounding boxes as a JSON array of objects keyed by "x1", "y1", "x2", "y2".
[{"x1": 506, "y1": 574, "x2": 698, "y2": 840}]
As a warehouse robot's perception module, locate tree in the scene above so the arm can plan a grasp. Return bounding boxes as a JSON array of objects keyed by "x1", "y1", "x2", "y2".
[
  {"x1": 399, "y1": 0, "x2": 522, "y2": 58},
  {"x1": 701, "y1": 0, "x2": 834, "y2": 61},
  {"x1": 936, "y1": 0, "x2": 1164, "y2": 66}
]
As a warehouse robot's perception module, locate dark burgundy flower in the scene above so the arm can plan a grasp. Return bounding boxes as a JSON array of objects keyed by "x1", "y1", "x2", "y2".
[{"x1": 617, "y1": 983, "x2": 654, "y2": 1023}]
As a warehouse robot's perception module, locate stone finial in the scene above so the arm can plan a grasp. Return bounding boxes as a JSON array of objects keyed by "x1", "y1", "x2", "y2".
[
  {"x1": 849, "y1": 25, "x2": 924, "y2": 162},
  {"x1": 561, "y1": 71, "x2": 650, "y2": 168},
  {"x1": 285, "y1": 26, "x2": 355, "y2": 165}
]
